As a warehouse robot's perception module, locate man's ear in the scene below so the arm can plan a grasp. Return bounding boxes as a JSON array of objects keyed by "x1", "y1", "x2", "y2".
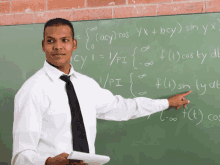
[{"x1": 73, "y1": 39, "x2": 77, "y2": 50}]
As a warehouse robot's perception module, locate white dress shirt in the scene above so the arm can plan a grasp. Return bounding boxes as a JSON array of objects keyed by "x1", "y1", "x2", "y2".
[{"x1": 11, "y1": 60, "x2": 169, "y2": 165}]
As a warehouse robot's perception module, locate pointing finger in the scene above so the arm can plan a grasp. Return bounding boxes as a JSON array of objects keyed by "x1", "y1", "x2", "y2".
[{"x1": 182, "y1": 91, "x2": 192, "y2": 97}]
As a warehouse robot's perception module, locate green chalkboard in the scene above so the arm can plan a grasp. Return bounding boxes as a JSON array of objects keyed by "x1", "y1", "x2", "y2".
[{"x1": 1, "y1": 13, "x2": 220, "y2": 165}]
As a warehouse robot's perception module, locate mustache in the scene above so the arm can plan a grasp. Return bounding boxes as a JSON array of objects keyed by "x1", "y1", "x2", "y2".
[{"x1": 52, "y1": 53, "x2": 65, "y2": 55}]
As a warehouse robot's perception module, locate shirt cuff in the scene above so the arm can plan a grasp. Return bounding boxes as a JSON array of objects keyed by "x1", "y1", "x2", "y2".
[
  {"x1": 154, "y1": 99, "x2": 169, "y2": 112},
  {"x1": 34, "y1": 154, "x2": 51, "y2": 165}
]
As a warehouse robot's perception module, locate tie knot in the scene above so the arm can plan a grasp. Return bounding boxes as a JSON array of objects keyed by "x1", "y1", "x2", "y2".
[{"x1": 60, "y1": 75, "x2": 71, "y2": 83}]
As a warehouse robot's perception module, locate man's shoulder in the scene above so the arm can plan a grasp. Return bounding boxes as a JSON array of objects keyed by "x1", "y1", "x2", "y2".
[
  {"x1": 15, "y1": 68, "x2": 47, "y2": 98},
  {"x1": 74, "y1": 71, "x2": 94, "y2": 82},
  {"x1": 74, "y1": 71, "x2": 101, "y2": 89}
]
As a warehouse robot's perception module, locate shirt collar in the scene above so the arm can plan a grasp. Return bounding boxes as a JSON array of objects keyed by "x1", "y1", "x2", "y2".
[{"x1": 43, "y1": 60, "x2": 78, "y2": 82}]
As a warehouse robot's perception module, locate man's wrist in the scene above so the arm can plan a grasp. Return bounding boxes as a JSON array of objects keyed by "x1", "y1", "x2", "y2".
[
  {"x1": 45, "y1": 157, "x2": 52, "y2": 165},
  {"x1": 167, "y1": 99, "x2": 170, "y2": 107}
]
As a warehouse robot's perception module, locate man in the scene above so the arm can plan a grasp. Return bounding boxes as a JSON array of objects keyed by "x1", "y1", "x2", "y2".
[{"x1": 11, "y1": 18, "x2": 191, "y2": 165}]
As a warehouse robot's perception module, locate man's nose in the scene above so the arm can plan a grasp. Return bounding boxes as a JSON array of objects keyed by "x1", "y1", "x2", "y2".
[{"x1": 53, "y1": 40, "x2": 62, "y2": 49}]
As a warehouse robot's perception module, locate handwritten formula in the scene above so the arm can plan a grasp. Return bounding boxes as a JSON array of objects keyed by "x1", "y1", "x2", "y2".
[{"x1": 72, "y1": 15, "x2": 220, "y2": 126}]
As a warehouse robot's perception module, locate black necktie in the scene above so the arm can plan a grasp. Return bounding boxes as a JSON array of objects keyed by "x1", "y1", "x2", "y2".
[{"x1": 60, "y1": 75, "x2": 89, "y2": 153}]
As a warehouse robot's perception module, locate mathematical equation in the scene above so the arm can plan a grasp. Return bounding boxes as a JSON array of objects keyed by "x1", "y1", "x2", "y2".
[
  {"x1": 73, "y1": 46, "x2": 220, "y2": 70},
  {"x1": 160, "y1": 48, "x2": 220, "y2": 65},
  {"x1": 156, "y1": 78, "x2": 220, "y2": 96},
  {"x1": 147, "y1": 106, "x2": 220, "y2": 125},
  {"x1": 71, "y1": 20, "x2": 220, "y2": 127},
  {"x1": 82, "y1": 19, "x2": 220, "y2": 48},
  {"x1": 97, "y1": 72, "x2": 220, "y2": 125},
  {"x1": 97, "y1": 72, "x2": 220, "y2": 97},
  {"x1": 72, "y1": 19, "x2": 220, "y2": 72},
  {"x1": 73, "y1": 45, "x2": 153, "y2": 69}
]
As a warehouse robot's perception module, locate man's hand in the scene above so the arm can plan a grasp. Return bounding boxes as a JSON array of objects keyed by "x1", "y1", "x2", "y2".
[
  {"x1": 46, "y1": 152, "x2": 88, "y2": 165},
  {"x1": 168, "y1": 91, "x2": 192, "y2": 109}
]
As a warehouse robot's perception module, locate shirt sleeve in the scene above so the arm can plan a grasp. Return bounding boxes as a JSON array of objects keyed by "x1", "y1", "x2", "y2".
[
  {"x1": 91, "y1": 78, "x2": 169, "y2": 121},
  {"x1": 11, "y1": 87, "x2": 48, "y2": 165}
]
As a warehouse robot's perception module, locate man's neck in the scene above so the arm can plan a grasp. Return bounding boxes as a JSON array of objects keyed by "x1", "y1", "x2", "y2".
[{"x1": 46, "y1": 60, "x2": 70, "y2": 75}]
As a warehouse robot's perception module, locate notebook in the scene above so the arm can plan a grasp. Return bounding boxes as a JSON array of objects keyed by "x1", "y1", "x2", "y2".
[{"x1": 67, "y1": 151, "x2": 110, "y2": 165}]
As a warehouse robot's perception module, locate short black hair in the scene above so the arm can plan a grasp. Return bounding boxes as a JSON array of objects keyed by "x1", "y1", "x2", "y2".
[{"x1": 43, "y1": 18, "x2": 74, "y2": 40}]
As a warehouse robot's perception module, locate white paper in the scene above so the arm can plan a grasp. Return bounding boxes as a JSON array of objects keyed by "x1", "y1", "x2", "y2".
[{"x1": 67, "y1": 151, "x2": 110, "y2": 165}]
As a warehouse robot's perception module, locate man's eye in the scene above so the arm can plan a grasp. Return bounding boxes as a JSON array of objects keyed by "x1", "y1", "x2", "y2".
[
  {"x1": 63, "y1": 39, "x2": 68, "y2": 42},
  {"x1": 47, "y1": 40, "x2": 53, "y2": 43}
]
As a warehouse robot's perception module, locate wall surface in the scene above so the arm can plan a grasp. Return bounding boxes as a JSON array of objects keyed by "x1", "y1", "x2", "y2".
[{"x1": 0, "y1": 0, "x2": 219, "y2": 26}]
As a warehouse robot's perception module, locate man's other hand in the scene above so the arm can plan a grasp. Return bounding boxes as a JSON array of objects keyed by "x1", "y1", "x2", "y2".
[
  {"x1": 168, "y1": 91, "x2": 192, "y2": 109},
  {"x1": 46, "y1": 152, "x2": 88, "y2": 165}
]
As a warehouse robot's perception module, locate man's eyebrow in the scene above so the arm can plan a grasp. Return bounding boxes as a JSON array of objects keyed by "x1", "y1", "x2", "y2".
[{"x1": 46, "y1": 36, "x2": 71, "y2": 39}]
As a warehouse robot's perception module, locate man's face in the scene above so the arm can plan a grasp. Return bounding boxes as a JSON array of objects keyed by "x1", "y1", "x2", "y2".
[{"x1": 42, "y1": 25, "x2": 77, "y2": 69}]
